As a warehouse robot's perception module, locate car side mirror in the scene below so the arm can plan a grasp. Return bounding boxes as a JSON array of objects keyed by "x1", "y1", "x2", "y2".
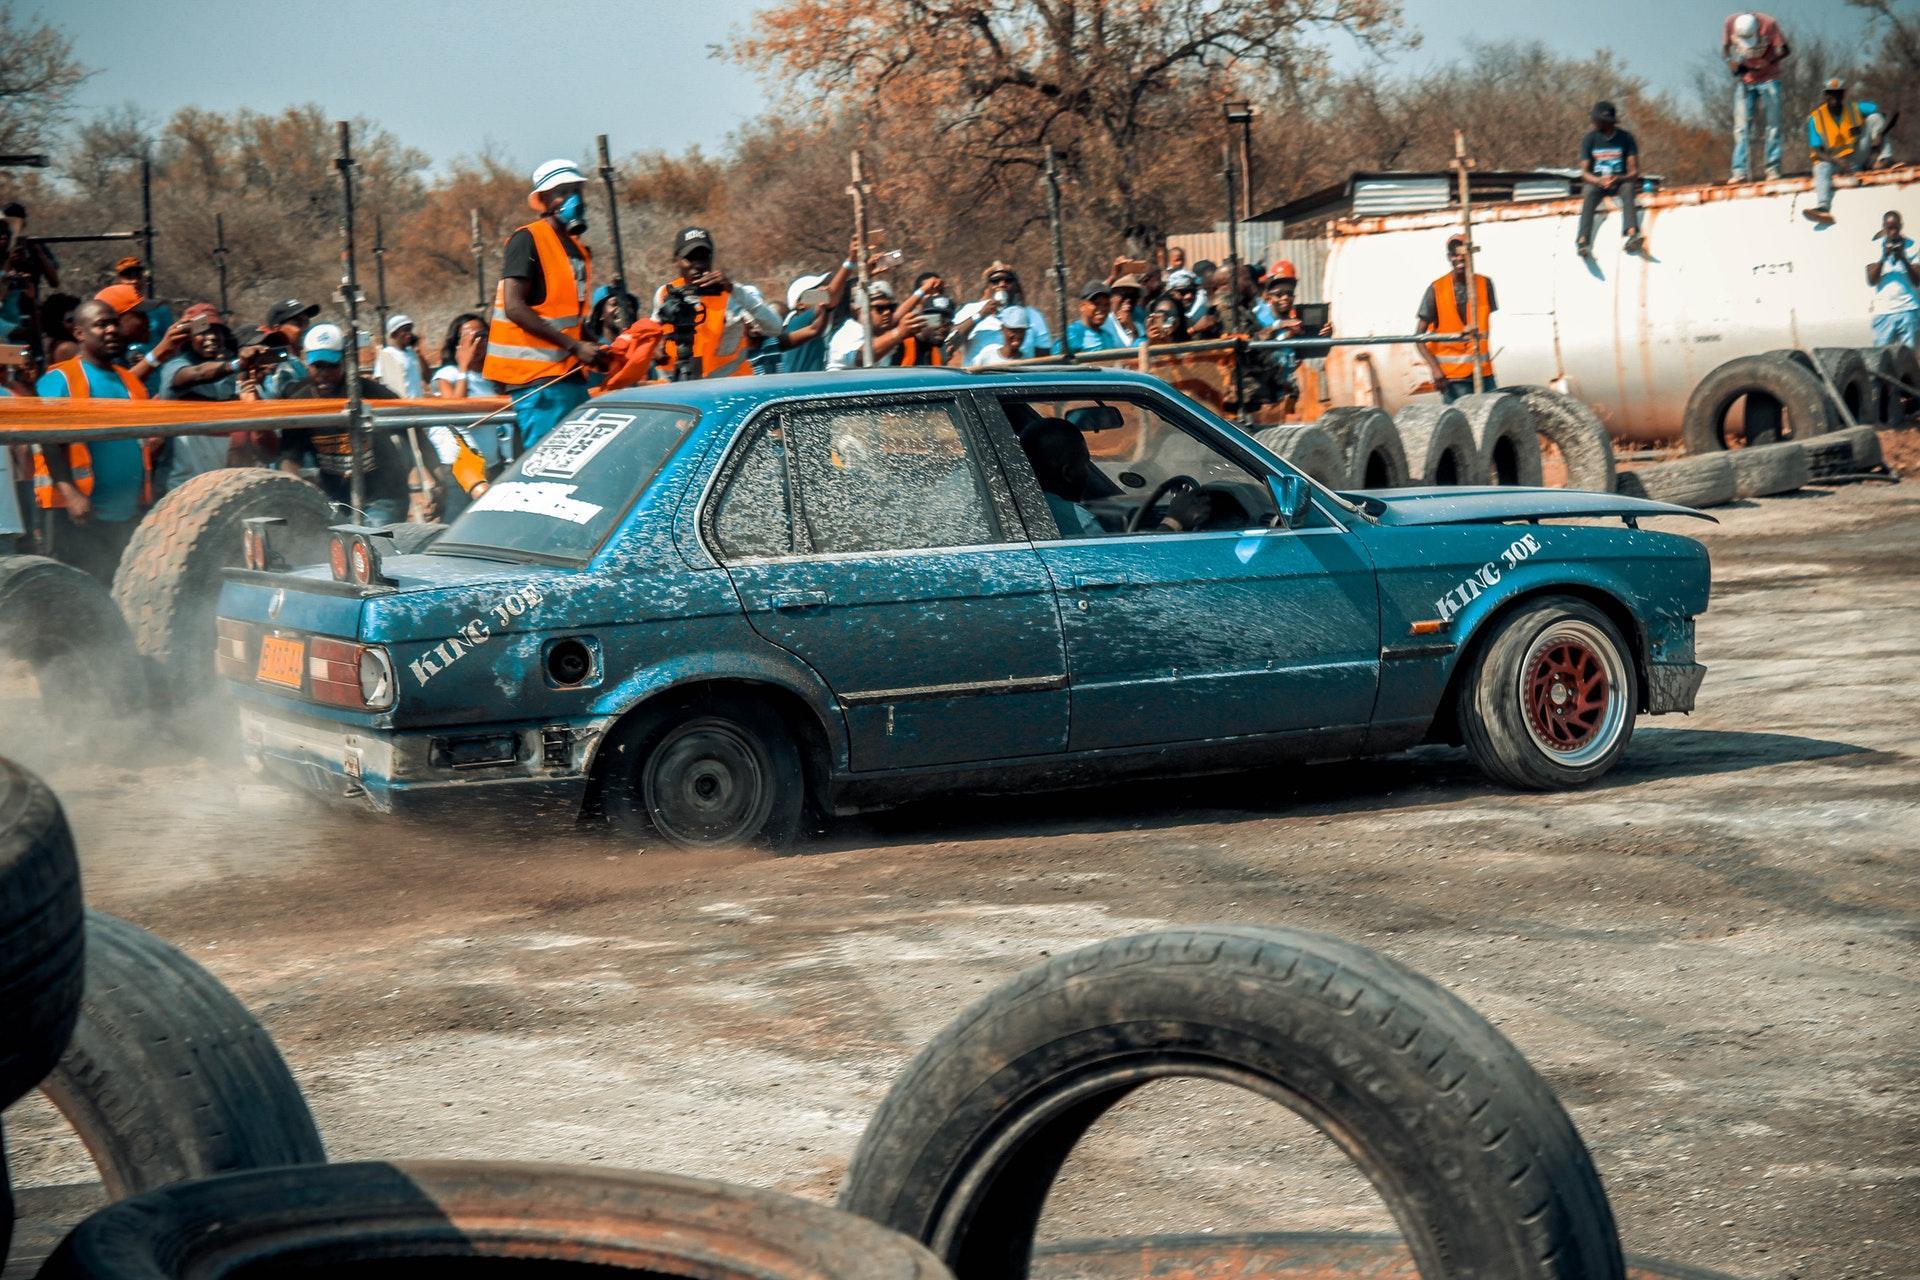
[{"x1": 1267, "y1": 473, "x2": 1312, "y2": 530}]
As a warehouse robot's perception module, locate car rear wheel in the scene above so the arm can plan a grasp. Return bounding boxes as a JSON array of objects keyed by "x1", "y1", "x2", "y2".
[
  {"x1": 603, "y1": 697, "x2": 805, "y2": 851},
  {"x1": 1460, "y1": 597, "x2": 1637, "y2": 790}
]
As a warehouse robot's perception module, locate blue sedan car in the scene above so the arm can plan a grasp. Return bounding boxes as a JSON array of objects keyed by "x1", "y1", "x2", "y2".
[{"x1": 217, "y1": 368, "x2": 1710, "y2": 849}]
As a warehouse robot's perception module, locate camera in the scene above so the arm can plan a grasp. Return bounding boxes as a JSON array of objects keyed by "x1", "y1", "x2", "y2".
[{"x1": 657, "y1": 285, "x2": 705, "y2": 381}]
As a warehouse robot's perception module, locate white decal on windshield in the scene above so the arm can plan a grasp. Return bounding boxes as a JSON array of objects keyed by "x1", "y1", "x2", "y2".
[
  {"x1": 467, "y1": 481, "x2": 604, "y2": 524},
  {"x1": 521, "y1": 410, "x2": 632, "y2": 479},
  {"x1": 1434, "y1": 533, "x2": 1540, "y2": 623}
]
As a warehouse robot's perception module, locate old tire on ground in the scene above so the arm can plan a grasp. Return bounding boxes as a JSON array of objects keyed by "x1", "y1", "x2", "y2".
[
  {"x1": 1456, "y1": 392, "x2": 1545, "y2": 486},
  {"x1": 1884, "y1": 343, "x2": 1920, "y2": 417},
  {"x1": 111, "y1": 469, "x2": 335, "y2": 704},
  {"x1": 1458, "y1": 595, "x2": 1638, "y2": 791},
  {"x1": 376, "y1": 521, "x2": 447, "y2": 555},
  {"x1": 1314, "y1": 406, "x2": 1409, "y2": 488},
  {"x1": 0, "y1": 758, "x2": 84, "y2": 1113},
  {"x1": 1729, "y1": 441, "x2": 1811, "y2": 498},
  {"x1": 601, "y1": 695, "x2": 806, "y2": 852},
  {"x1": 37, "y1": 910, "x2": 326, "y2": 1198},
  {"x1": 1856, "y1": 347, "x2": 1897, "y2": 425},
  {"x1": 41, "y1": 1160, "x2": 950, "y2": 1279},
  {"x1": 1252, "y1": 424, "x2": 1343, "y2": 487},
  {"x1": 1683, "y1": 354, "x2": 1834, "y2": 453},
  {"x1": 838, "y1": 925, "x2": 1624, "y2": 1280},
  {"x1": 1392, "y1": 402, "x2": 1484, "y2": 485},
  {"x1": 0, "y1": 557, "x2": 148, "y2": 719},
  {"x1": 1615, "y1": 454, "x2": 1737, "y2": 508},
  {"x1": 1507, "y1": 386, "x2": 1617, "y2": 492},
  {"x1": 1838, "y1": 424, "x2": 1886, "y2": 472},
  {"x1": 1808, "y1": 347, "x2": 1874, "y2": 427}
]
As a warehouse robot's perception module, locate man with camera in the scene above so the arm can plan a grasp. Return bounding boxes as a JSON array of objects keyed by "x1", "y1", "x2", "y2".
[
  {"x1": 482, "y1": 159, "x2": 607, "y2": 446},
  {"x1": 650, "y1": 226, "x2": 790, "y2": 380}
]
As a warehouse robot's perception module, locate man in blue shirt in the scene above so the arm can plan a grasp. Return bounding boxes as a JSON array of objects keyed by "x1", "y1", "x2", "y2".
[
  {"x1": 1065, "y1": 281, "x2": 1113, "y2": 355},
  {"x1": 1576, "y1": 102, "x2": 1644, "y2": 256},
  {"x1": 1867, "y1": 210, "x2": 1918, "y2": 348}
]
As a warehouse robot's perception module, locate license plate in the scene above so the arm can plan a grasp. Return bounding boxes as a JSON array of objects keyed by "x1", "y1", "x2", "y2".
[{"x1": 256, "y1": 635, "x2": 306, "y2": 689}]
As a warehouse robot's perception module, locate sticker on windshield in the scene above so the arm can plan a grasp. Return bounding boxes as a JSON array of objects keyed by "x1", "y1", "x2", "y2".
[
  {"x1": 521, "y1": 410, "x2": 633, "y2": 479},
  {"x1": 467, "y1": 480, "x2": 604, "y2": 524}
]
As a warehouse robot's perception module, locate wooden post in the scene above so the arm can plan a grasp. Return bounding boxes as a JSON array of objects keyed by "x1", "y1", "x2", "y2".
[
  {"x1": 848, "y1": 152, "x2": 874, "y2": 369},
  {"x1": 1450, "y1": 130, "x2": 1484, "y2": 397},
  {"x1": 1042, "y1": 149, "x2": 1070, "y2": 360},
  {"x1": 213, "y1": 212, "x2": 230, "y2": 323}
]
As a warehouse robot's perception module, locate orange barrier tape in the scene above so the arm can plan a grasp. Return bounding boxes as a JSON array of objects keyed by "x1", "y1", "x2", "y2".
[{"x1": 0, "y1": 396, "x2": 511, "y2": 435}]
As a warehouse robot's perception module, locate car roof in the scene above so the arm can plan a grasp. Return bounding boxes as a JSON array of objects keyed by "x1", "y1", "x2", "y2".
[{"x1": 592, "y1": 365, "x2": 1177, "y2": 413}]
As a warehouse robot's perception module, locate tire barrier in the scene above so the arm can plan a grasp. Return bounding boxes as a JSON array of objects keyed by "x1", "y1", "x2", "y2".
[
  {"x1": 1615, "y1": 454, "x2": 1738, "y2": 508},
  {"x1": 111, "y1": 469, "x2": 335, "y2": 705},
  {"x1": 1456, "y1": 392, "x2": 1545, "y2": 486},
  {"x1": 41, "y1": 1161, "x2": 952, "y2": 1280},
  {"x1": 0, "y1": 758, "x2": 84, "y2": 1114},
  {"x1": 1312, "y1": 406, "x2": 1409, "y2": 489},
  {"x1": 1802, "y1": 425, "x2": 1887, "y2": 481},
  {"x1": 1507, "y1": 386, "x2": 1617, "y2": 492},
  {"x1": 1729, "y1": 442, "x2": 1812, "y2": 499},
  {"x1": 1683, "y1": 354, "x2": 1835, "y2": 454},
  {"x1": 1391, "y1": 402, "x2": 1485, "y2": 485},
  {"x1": 1251, "y1": 424, "x2": 1344, "y2": 488},
  {"x1": 840, "y1": 925, "x2": 1625, "y2": 1280},
  {"x1": 1855, "y1": 347, "x2": 1897, "y2": 426},
  {"x1": 0, "y1": 558, "x2": 148, "y2": 720},
  {"x1": 1885, "y1": 343, "x2": 1920, "y2": 418},
  {"x1": 1809, "y1": 347, "x2": 1875, "y2": 428}
]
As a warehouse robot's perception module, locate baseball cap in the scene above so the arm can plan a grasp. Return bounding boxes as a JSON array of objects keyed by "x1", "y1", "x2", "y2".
[
  {"x1": 94, "y1": 283, "x2": 155, "y2": 315},
  {"x1": 1110, "y1": 273, "x2": 1145, "y2": 294},
  {"x1": 1265, "y1": 258, "x2": 1299, "y2": 283},
  {"x1": 385, "y1": 313, "x2": 414, "y2": 338},
  {"x1": 787, "y1": 272, "x2": 830, "y2": 311},
  {"x1": 1447, "y1": 233, "x2": 1474, "y2": 251},
  {"x1": 864, "y1": 279, "x2": 897, "y2": 303},
  {"x1": 1591, "y1": 100, "x2": 1618, "y2": 124},
  {"x1": 113, "y1": 255, "x2": 143, "y2": 276},
  {"x1": 1165, "y1": 269, "x2": 1199, "y2": 290},
  {"x1": 1079, "y1": 280, "x2": 1112, "y2": 301},
  {"x1": 981, "y1": 260, "x2": 1017, "y2": 282},
  {"x1": 530, "y1": 158, "x2": 586, "y2": 195},
  {"x1": 1000, "y1": 305, "x2": 1031, "y2": 331},
  {"x1": 180, "y1": 302, "x2": 223, "y2": 334},
  {"x1": 672, "y1": 226, "x2": 715, "y2": 258},
  {"x1": 263, "y1": 298, "x2": 319, "y2": 330},
  {"x1": 1732, "y1": 13, "x2": 1758, "y2": 38},
  {"x1": 303, "y1": 322, "x2": 346, "y2": 364},
  {"x1": 1824, "y1": 77, "x2": 1846, "y2": 92}
]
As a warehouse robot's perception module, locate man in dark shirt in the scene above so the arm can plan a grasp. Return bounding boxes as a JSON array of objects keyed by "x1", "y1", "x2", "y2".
[
  {"x1": 275, "y1": 323, "x2": 414, "y2": 522},
  {"x1": 1577, "y1": 102, "x2": 1645, "y2": 257}
]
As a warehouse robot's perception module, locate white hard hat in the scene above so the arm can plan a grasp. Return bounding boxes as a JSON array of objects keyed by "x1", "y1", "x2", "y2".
[
  {"x1": 1732, "y1": 13, "x2": 1758, "y2": 39},
  {"x1": 999, "y1": 304, "x2": 1031, "y2": 331},
  {"x1": 530, "y1": 158, "x2": 586, "y2": 195}
]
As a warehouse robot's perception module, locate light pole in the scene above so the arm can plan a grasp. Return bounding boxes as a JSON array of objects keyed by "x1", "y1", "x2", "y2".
[{"x1": 1224, "y1": 101, "x2": 1255, "y2": 223}]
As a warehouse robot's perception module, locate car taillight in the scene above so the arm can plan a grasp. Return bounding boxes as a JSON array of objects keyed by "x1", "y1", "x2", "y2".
[
  {"x1": 215, "y1": 617, "x2": 251, "y2": 680},
  {"x1": 328, "y1": 534, "x2": 349, "y2": 581},
  {"x1": 309, "y1": 638, "x2": 394, "y2": 710}
]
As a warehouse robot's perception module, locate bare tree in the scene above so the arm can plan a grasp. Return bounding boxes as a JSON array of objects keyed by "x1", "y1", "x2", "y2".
[{"x1": 0, "y1": 3, "x2": 87, "y2": 155}]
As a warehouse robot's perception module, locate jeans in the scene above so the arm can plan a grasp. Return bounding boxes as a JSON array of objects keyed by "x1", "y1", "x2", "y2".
[
  {"x1": 1732, "y1": 80, "x2": 1783, "y2": 179},
  {"x1": 1440, "y1": 374, "x2": 1497, "y2": 403},
  {"x1": 1577, "y1": 181, "x2": 1640, "y2": 247},
  {"x1": 1871, "y1": 310, "x2": 1919, "y2": 347},
  {"x1": 506, "y1": 372, "x2": 591, "y2": 452},
  {"x1": 49, "y1": 511, "x2": 137, "y2": 585},
  {"x1": 1813, "y1": 114, "x2": 1893, "y2": 209}
]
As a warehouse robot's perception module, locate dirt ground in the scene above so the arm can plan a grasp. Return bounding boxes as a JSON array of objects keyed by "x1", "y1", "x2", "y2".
[{"x1": 4, "y1": 479, "x2": 1917, "y2": 1280}]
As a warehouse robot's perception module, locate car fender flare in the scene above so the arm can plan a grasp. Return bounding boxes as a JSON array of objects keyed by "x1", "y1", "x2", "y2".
[{"x1": 1436, "y1": 564, "x2": 1649, "y2": 709}]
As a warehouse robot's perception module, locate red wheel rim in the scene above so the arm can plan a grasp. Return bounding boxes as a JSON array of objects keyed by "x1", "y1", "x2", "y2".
[{"x1": 1524, "y1": 638, "x2": 1610, "y2": 752}]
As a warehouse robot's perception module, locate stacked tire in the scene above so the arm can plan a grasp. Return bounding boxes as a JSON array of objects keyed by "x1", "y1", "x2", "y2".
[
  {"x1": 1393, "y1": 402, "x2": 1485, "y2": 485},
  {"x1": 1682, "y1": 352, "x2": 1835, "y2": 454}
]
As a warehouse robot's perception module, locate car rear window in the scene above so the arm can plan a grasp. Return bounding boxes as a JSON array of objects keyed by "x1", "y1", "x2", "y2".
[{"x1": 434, "y1": 404, "x2": 696, "y2": 563}]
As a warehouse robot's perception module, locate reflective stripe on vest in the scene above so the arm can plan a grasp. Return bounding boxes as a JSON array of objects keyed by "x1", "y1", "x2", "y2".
[
  {"x1": 658, "y1": 282, "x2": 755, "y2": 379},
  {"x1": 1429, "y1": 272, "x2": 1493, "y2": 382},
  {"x1": 481, "y1": 219, "x2": 592, "y2": 386},
  {"x1": 31, "y1": 358, "x2": 153, "y2": 509},
  {"x1": 1810, "y1": 101, "x2": 1863, "y2": 158}
]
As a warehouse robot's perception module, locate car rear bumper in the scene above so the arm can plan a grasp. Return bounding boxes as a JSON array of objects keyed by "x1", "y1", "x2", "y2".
[
  {"x1": 1646, "y1": 661, "x2": 1707, "y2": 715},
  {"x1": 238, "y1": 705, "x2": 607, "y2": 817}
]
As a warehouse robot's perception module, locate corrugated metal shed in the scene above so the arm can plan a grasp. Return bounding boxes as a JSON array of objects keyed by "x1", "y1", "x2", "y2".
[
  {"x1": 1162, "y1": 230, "x2": 1329, "y2": 302},
  {"x1": 1350, "y1": 175, "x2": 1451, "y2": 216}
]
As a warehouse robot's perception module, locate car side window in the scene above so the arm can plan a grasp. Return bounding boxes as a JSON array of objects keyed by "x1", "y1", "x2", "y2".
[
  {"x1": 784, "y1": 400, "x2": 998, "y2": 554},
  {"x1": 711, "y1": 419, "x2": 798, "y2": 561}
]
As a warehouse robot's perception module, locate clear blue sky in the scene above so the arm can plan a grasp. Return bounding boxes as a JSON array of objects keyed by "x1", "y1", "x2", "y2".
[{"x1": 45, "y1": 0, "x2": 1870, "y2": 175}]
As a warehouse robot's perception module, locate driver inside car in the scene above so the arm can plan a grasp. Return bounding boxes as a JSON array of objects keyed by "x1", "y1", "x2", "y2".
[{"x1": 1020, "y1": 417, "x2": 1219, "y2": 536}]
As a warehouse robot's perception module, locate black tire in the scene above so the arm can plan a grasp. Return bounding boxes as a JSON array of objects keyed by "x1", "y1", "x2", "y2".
[
  {"x1": 1615, "y1": 454, "x2": 1736, "y2": 508},
  {"x1": 1801, "y1": 434, "x2": 1856, "y2": 481},
  {"x1": 1251, "y1": 424, "x2": 1342, "y2": 487},
  {"x1": 1885, "y1": 343, "x2": 1920, "y2": 418},
  {"x1": 600, "y1": 695, "x2": 806, "y2": 851},
  {"x1": 111, "y1": 469, "x2": 335, "y2": 704},
  {"x1": 376, "y1": 520, "x2": 447, "y2": 555},
  {"x1": 0, "y1": 557, "x2": 148, "y2": 720},
  {"x1": 839, "y1": 925, "x2": 1624, "y2": 1280},
  {"x1": 1458, "y1": 596, "x2": 1639, "y2": 790},
  {"x1": 1313, "y1": 407, "x2": 1409, "y2": 489},
  {"x1": 0, "y1": 758, "x2": 84, "y2": 1112},
  {"x1": 1682, "y1": 354, "x2": 1834, "y2": 453},
  {"x1": 1392, "y1": 402, "x2": 1484, "y2": 485},
  {"x1": 36, "y1": 910, "x2": 326, "y2": 1197},
  {"x1": 1857, "y1": 347, "x2": 1897, "y2": 425},
  {"x1": 41, "y1": 1160, "x2": 949, "y2": 1279},
  {"x1": 1838, "y1": 423, "x2": 1886, "y2": 472},
  {"x1": 1456, "y1": 392, "x2": 1545, "y2": 486},
  {"x1": 1809, "y1": 347, "x2": 1874, "y2": 428},
  {"x1": 1729, "y1": 441, "x2": 1811, "y2": 498},
  {"x1": 1508, "y1": 385, "x2": 1617, "y2": 492}
]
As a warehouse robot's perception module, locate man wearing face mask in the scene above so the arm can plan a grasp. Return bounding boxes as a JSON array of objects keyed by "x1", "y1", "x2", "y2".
[{"x1": 482, "y1": 159, "x2": 608, "y2": 449}]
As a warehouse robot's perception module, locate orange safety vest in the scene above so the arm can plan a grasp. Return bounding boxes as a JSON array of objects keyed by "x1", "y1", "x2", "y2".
[
  {"x1": 899, "y1": 335, "x2": 944, "y2": 367},
  {"x1": 31, "y1": 357, "x2": 156, "y2": 509},
  {"x1": 1809, "y1": 99, "x2": 1865, "y2": 160},
  {"x1": 482, "y1": 219, "x2": 592, "y2": 386},
  {"x1": 656, "y1": 281, "x2": 755, "y2": 379},
  {"x1": 1428, "y1": 272, "x2": 1494, "y2": 382}
]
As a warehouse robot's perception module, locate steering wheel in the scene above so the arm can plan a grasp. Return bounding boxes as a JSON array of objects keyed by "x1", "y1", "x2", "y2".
[{"x1": 1126, "y1": 474, "x2": 1200, "y2": 532}]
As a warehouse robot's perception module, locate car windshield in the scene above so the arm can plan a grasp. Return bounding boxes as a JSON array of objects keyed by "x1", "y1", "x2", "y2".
[{"x1": 433, "y1": 404, "x2": 697, "y2": 563}]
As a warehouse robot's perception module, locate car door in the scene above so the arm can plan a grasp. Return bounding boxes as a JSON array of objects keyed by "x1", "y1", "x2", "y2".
[
  {"x1": 705, "y1": 393, "x2": 1069, "y2": 773},
  {"x1": 978, "y1": 389, "x2": 1380, "y2": 753}
]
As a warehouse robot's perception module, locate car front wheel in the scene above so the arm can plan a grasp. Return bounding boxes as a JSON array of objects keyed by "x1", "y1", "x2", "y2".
[
  {"x1": 1460, "y1": 597, "x2": 1637, "y2": 790},
  {"x1": 603, "y1": 697, "x2": 805, "y2": 851}
]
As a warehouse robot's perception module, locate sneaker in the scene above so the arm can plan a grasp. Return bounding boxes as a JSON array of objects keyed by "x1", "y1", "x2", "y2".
[
  {"x1": 1804, "y1": 207, "x2": 1834, "y2": 223},
  {"x1": 1765, "y1": 168, "x2": 1782, "y2": 180},
  {"x1": 1576, "y1": 237, "x2": 1592, "y2": 256},
  {"x1": 1624, "y1": 232, "x2": 1645, "y2": 254}
]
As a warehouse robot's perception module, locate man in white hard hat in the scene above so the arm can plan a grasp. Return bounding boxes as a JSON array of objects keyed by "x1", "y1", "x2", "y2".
[
  {"x1": 481, "y1": 158, "x2": 608, "y2": 449},
  {"x1": 1722, "y1": 11, "x2": 1791, "y2": 182}
]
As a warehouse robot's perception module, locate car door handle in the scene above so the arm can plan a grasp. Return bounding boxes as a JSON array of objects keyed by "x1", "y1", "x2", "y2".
[
  {"x1": 769, "y1": 590, "x2": 828, "y2": 612},
  {"x1": 1070, "y1": 575, "x2": 1132, "y2": 592}
]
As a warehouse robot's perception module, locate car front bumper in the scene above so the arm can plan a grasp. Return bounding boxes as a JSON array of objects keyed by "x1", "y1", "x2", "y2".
[{"x1": 238, "y1": 704, "x2": 608, "y2": 817}]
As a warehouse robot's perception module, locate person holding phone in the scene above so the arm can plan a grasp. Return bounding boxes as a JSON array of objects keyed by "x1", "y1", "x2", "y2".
[
  {"x1": 1867, "y1": 210, "x2": 1918, "y2": 348},
  {"x1": 948, "y1": 262, "x2": 1053, "y2": 364}
]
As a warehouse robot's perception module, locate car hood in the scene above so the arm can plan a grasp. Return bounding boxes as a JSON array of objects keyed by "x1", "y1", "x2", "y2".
[{"x1": 1343, "y1": 486, "x2": 1717, "y2": 527}]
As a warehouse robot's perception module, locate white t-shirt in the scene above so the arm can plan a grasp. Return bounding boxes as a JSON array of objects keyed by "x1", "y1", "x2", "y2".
[
  {"x1": 968, "y1": 343, "x2": 1027, "y2": 368},
  {"x1": 953, "y1": 300, "x2": 1054, "y2": 365},
  {"x1": 826, "y1": 318, "x2": 901, "y2": 370},
  {"x1": 1871, "y1": 237, "x2": 1919, "y2": 315},
  {"x1": 374, "y1": 345, "x2": 425, "y2": 398},
  {"x1": 427, "y1": 365, "x2": 507, "y2": 465}
]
